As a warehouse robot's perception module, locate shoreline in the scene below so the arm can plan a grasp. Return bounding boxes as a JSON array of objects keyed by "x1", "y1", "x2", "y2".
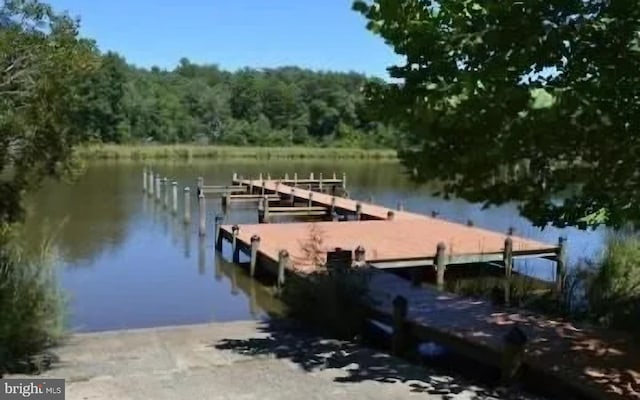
[{"x1": 75, "y1": 144, "x2": 398, "y2": 161}]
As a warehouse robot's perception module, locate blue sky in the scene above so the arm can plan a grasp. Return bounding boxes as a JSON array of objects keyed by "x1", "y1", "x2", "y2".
[{"x1": 47, "y1": 0, "x2": 402, "y2": 77}]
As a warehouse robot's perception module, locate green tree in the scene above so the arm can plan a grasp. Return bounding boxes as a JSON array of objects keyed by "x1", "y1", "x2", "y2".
[
  {"x1": 354, "y1": 0, "x2": 640, "y2": 229},
  {"x1": 0, "y1": 0, "x2": 99, "y2": 224}
]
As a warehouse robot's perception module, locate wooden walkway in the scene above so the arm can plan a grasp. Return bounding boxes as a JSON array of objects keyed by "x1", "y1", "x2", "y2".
[{"x1": 369, "y1": 271, "x2": 640, "y2": 400}]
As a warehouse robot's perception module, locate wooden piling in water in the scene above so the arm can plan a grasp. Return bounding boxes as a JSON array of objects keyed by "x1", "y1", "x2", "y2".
[
  {"x1": 155, "y1": 176, "x2": 161, "y2": 201},
  {"x1": 277, "y1": 249, "x2": 288, "y2": 287},
  {"x1": 214, "y1": 214, "x2": 224, "y2": 251},
  {"x1": 183, "y1": 187, "x2": 191, "y2": 224},
  {"x1": 148, "y1": 170, "x2": 154, "y2": 197},
  {"x1": 504, "y1": 237, "x2": 513, "y2": 306},
  {"x1": 142, "y1": 169, "x2": 147, "y2": 193},
  {"x1": 355, "y1": 202, "x2": 362, "y2": 221},
  {"x1": 198, "y1": 192, "x2": 206, "y2": 236},
  {"x1": 163, "y1": 178, "x2": 169, "y2": 208},
  {"x1": 172, "y1": 181, "x2": 178, "y2": 215},
  {"x1": 556, "y1": 236, "x2": 566, "y2": 294},
  {"x1": 391, "y1": 295, "x2": 408, "y2": 357},
  {"x1": 232, "y1": 225, "x2": 240, "y2": 263},
  {"x1": 250, "y1": 235, "x2": 260, "y2": 277},
  {"x1": 436, "y1": 242, "x2": 446, "y2": 289}
]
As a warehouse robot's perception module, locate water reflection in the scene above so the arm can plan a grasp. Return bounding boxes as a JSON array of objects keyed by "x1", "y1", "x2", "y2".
[{"x1": 23, "y1": 160, "x2": 607, "y2": 332}]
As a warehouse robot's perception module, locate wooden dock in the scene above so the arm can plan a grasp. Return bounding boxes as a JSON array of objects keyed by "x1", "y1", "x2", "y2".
[{"x1": 143, "y1": 168, "x2": 639, "y2": 400}]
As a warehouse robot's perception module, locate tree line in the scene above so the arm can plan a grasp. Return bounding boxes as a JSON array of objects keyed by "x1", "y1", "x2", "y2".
[{"x1": 82, "y1": 54, "x2": 398, "y2": 148}]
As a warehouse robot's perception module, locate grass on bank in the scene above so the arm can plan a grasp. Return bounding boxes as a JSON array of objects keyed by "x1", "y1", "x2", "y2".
[
  {"x1": 0, "y1": 231, "x2": 65, "y2": 376},
  {"x1": 75, "y1": 144, "x2": 398, "y2": 161}
]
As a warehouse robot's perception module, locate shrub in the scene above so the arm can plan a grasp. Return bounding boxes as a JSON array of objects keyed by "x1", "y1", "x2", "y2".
[
  {"x1": 278, "y1": 268, "x2": 373, "y2": 340},
  {"x1": 587, "y1": 234, "x2": 640, "y2": 334},
  {"x1": 0, "y1": 234, "x2": 66, "y2": 375}
]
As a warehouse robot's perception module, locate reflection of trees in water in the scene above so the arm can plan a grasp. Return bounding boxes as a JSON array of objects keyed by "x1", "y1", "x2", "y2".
[{"x1": 22, "y1": 165, "x2": 135, "y2": 266}]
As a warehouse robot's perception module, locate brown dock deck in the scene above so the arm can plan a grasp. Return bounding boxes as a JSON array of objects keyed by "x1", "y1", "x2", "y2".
[{"x1": 218, "y1": 220, "x2": 558, "y2": 273}]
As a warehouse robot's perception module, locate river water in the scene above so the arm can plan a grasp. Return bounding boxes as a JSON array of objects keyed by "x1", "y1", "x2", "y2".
[{"x1": 23, "y1": 160, "x2": 608, "y2": 332}]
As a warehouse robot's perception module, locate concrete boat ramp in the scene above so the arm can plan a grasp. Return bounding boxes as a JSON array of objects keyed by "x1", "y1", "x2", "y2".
[{"x1": 7, "y1": 321, "x2": 543, "y2": 400}]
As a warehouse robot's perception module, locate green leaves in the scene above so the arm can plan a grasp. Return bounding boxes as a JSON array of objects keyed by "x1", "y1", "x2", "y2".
[{"x1": 354, "y1": 0, "x2": 640, "y2": 229}]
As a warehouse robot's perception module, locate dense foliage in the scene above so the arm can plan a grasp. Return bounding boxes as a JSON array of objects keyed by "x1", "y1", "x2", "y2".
[
  {"x1": 354, "y1": 0, "x2": 640, "y2": 229},
  {"x1": 83, "y1": 56, "x2": 399, "y2": 148}
]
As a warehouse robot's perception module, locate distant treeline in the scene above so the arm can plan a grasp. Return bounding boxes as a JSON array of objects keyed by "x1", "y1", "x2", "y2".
[{"x1": 81, "y1": 54, "x2": 398, "y2": 148}]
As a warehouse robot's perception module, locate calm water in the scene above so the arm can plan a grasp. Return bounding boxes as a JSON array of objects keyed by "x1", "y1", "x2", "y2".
[{"x1": 24, "y1": 160, "x2": 608, "y2": 332}]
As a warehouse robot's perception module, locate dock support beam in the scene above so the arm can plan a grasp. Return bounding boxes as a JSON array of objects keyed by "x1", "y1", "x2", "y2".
[
  {"x1": 232, "y1": 225, "x2": 240, "y2": 263},
  {"x1": 504, "y1": 237, "x2": 513, "y2": 306},
  {"x1": 436, "y1": 242, "x2": 446, "y2": 289},
  {"x1": 556, "y1": 236, "x2": 567, "y2": 294},
  {"x1": 391, "y1": 295, "x2": 408, "y2": 357},
  {"x1": 250, "y1": 235, "x2": 260, "y2": 277},
  {"x1": 183, "y1": 187, "x2": 191, "y2": 224},
  {"x1": 198, "y1": 193, "x2": 206, "y2": 236},
  {"x1": 278, "y1": 250, "x2": 289, "y2": 288}
]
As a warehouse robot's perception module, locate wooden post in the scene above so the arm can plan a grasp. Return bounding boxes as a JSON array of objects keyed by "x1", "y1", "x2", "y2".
[
  {"x1": 277, "y1": 250, "x2": 289, "y2": 288},
  {"x1": 263, "y1": 196, "x2": 270, "y2": 223},
  {"x1": 284, "y1": 172, "x2": 289, "y2": 180},
  {"x1": 319, "y1": 172, "x2": 323, "y2": 192},
  {"x1": 148, "y1": 170, "x2": 154, "y2": 197},
  {"x1": 249, "y1": 179, "x2": 254, "y2": 194},
  {"x1": 250, "y1": 235, "x2": 260, "y2": 277},
  {"x1": 387, "y1": 210, "x2": 395, "y2": 220},
  {"x1": 556, "y1": 236, "x2": 566, "y2": 294},
  {"x1": 342, "y1": 172, "x2": 347, "y2": 189},
  {"x1": 232, "y1": 172, "x2": 238, "y2": 182},
  {"x1": 259, "y1": 172, "x2": 263, "y2": 182},
  {"x1": 171, "y1": 181, "x2": 178, "y2": 214},
  {"x1": 260, "y1": 181, "x2": 265, "y2": 196},
  {"x1": 308, "y1": 192, "x2": 313, "y2": 208},
  {"x1": 183, "y1": 187, "x2": 191, "y2": 224},
  {"x1": 332, "y1": 172, "x2": 337, "y2": 180},
  {"x1": 232, "y1": 225, "x2": 240, "y2": 263},
  {"x1": 223, "y1": 191, "x2": 231, "y2": 209},
  {"x1": 309, "y1": 172, "x2": 314, "y2": 181},
  {"x1": 397, "y1": 201, "x2": 404, "y2": 211},
  {"x1": 504, "y1": 237, "x2": 513, "y2": 306},
  {"x1": 155, "y1": 176, "x2": 161, "y2": 201},
  {"x1": 290, "y1": 187, "x2": 295, "y2": 205},
  {"x1": 163, "y1": 178, "x2": 169, "y2": 208},
  {"x1": 267, "y1": 173, "x2": 271, "y2": 180},
  {"x1": 355, "y1": 202, "x2": 362, "y2": 221},
  {"x1": 275, "y1": 180, "x2": 280, "y2": 194},
  {"x1": 354, "y1": 245, "x2": 366, "y2": 266},
  {"x1": 330, "y1": 196, "x2": 336, "y2": 216},
  {"x1": 257, "y1": 197, "x2": 265, "y2": 224},
  {"x1": 467, "y1": 219, "x2": 474, "y2": 227},
  {"x1": 198, "y1": 192, "x2": 206, "y2": 236},
  {"x1": 391, "y1": 295, "x2": 408, "y2": 357},
  {"x1": 197, "y1": 177, "x2": 204, "y2": 196},
  {"x1": 436, "y1": 242, "x2": 446, "y2": 289},
  {"x1": 142, "y1": 169, "x2": 147, "y2": 193},
  {"x1": 501, "y1": 326, "x2": 528, "y2": 383},
  {"x1": 214, "y1": 214, "x2": 224, "y2": 251},
  {"x1": 293, "y1": 172, "x2": 298, "y2": 186}
]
